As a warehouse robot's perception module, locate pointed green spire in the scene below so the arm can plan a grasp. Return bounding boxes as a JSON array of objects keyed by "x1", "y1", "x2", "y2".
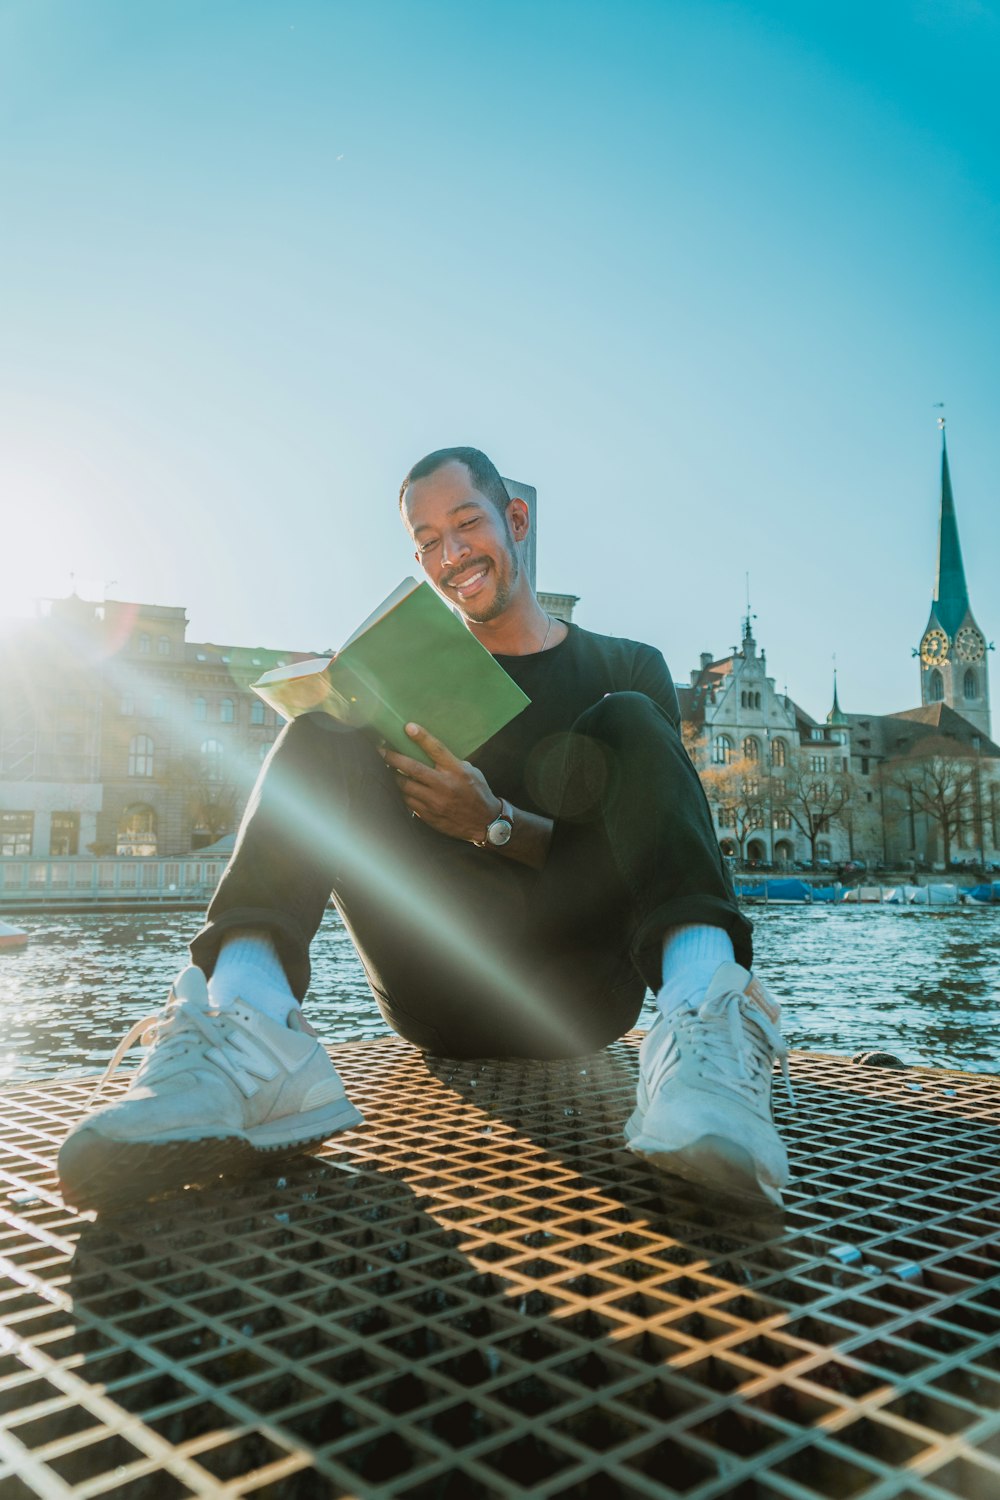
[
  {"x1": 933, "y1": 429, "x2": 970, "y2": 638},
  {"x1": 827, "y1": 669, "x2": 847, "y2": 726}
]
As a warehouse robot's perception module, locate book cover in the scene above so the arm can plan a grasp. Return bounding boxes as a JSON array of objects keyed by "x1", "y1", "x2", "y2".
[{"x1": 251, "y1": 579, "x2": 530, "y2": 766}]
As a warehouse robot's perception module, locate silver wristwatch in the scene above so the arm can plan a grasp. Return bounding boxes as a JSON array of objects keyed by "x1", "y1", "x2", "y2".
[{"x1": 475, "y1": 798, "x2": 513, "y2": 848}]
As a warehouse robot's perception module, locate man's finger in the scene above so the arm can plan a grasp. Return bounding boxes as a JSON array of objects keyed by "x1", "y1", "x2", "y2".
[
  {"x1": 405, "y1": 722, "x2": 461, "y2": 768},
  {"x1": 381, "y1": 747, "x2": 437, "y2": 785}
]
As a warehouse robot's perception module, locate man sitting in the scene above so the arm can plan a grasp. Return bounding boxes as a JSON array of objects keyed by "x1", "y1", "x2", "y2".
[{"x1": 59, "y1": 447, "x2": 790, "y2": 1212}]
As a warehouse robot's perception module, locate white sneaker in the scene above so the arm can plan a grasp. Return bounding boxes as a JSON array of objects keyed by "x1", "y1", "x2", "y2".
[
  {"x1": 58, "y1": 966, "x2": 363, "y2": 1212},
  {"x1": 625, "y1": 962, "x2": 792, "y2": 1206}
]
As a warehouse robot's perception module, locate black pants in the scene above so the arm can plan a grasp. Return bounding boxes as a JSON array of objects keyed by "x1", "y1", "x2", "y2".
[{"x1": 190, "y1": 692, "x2": 752, "y2": 1058}]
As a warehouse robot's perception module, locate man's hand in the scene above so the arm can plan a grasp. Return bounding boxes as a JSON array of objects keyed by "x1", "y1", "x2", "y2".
[{"x1": 380, "y1": 723, "x2": 500, "y2": 842}]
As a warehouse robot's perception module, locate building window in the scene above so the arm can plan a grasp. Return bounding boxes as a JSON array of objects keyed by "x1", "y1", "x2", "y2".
[
  {"x1": 259, "y1": 741, "x2": 272, "y2": 762},
  {"x1": 220, "y1": 698, "x2": 235, "y2": 724},
  {"x1": 138, "y1": 633, "x2": 151, "y2": 654},
  {"x1": 118, "y1": 804, "x2": 157, "y2": 856},
  {"x1": 929, "y1": 669, "x2": 944, "y2": 702},
  {"x1": 0, "y1": 812, "x2": 33, "y2": 857},
  {"x1": 861, "y1": 756, "x2": 870, "y2": 775},
  {"x1": 773, "y1": 809, "x2": 792, "y2": 830},
  {"x1": 157, "y1": 636, "x2": 170, "y2": 655},
  {"x1": 816, "y1": 841, "x2": 831, "y2": 861},
  {"x1": 128, "y1": 734, "x2": 155, "y2": 777},
  {"x1": 50, "y1": 812, "x2": 79, "y2": 856},
  {"x1": 809, "y1": 754, "x2": 826, "y2": 773},
  {"x1": 754, "y1": 692, "x2": 761, "y2": 709},
  {"x1": 743, "y1": 736, "x2": 759, "y2": 762},
  {"x1": 151, "y1": 695, "x2": 166, "y2": 718},
  {"x1": 193, "y1": 696, "x2": 207, "y2": 721},
  {"x1": 120, "y1": 695, "x2": 134, "y2": 716},
  {"x1": 201, "y1": 739, "x2": 225, "y2": 781},
  {"x1": 251, "y1": 700, "x2": 266, "y2": 725},
  {"x1": 712, "y1": 735, "x2": 733, "y2": 765},
  {"x1": 770, "y1": 737, "x2": 786, "y2": 768},
  {"x1": 810, "y1": 728, "x2": 823, "y2": 741},
  {"x1": 964, "y1": 670, "x2": 977, "y2": 701}
]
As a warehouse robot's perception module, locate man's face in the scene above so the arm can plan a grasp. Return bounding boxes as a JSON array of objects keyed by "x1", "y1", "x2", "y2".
[{"x1": 402, "y1": 461, "x2": 520, "y2": 624}]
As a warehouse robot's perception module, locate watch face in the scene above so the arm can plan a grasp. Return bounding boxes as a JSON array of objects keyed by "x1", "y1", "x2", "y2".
[
  {"x1": 920, "y1": 628, "x2": 949, "y2": 666},
  {"x1": 955, "y1": 625, "x2": 985, "y2": 662},
  {"x1": 487, "y1": 817, "x2": 513, "y2": 846}
]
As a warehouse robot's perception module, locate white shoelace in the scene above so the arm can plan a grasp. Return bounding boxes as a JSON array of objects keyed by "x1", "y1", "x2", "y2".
[
  {"x1": 88, "y1": 995, "x2": 232, "y2": 1106},
  {"x1": 648, "y1": 989, "x2": 795, "y2": 1111},
  {"x1": 695, "y1": 991, "x2": 795, "y2": 1107}
]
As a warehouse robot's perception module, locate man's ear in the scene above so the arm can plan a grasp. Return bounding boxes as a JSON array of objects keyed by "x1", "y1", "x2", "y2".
[{"x1": 507, "y1": 497, "x2": 530, "y2": 540}]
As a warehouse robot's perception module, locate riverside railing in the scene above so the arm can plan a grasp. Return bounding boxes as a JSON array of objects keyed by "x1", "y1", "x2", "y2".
[{"x1": 0, "y1": 856, "x2": 225, "y2": 905}]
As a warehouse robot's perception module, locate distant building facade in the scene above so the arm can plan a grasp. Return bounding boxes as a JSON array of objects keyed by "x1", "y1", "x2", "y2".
[
  {"x1": 0, "y1": 595, "x2": 309, "y2": 860},
  {"x1": 678, "y1": 619, "x2": 856, "y2": 867},
  {"x1": 678, "y1": 434, "x2": 998, "y2": 869}
]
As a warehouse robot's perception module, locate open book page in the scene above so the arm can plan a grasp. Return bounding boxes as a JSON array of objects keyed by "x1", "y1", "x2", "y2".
[{"x1": 338, "y1": 578, "x2": 420, "y2": 652}]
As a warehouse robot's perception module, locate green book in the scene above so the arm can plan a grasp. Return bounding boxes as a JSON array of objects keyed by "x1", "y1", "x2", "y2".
[{"x1": 251, "y1": 578, "x2": 530, "y2": 767}]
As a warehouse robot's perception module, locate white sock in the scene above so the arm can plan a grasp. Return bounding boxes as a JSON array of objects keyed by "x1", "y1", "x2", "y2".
[
  {"x1": 207, "y1": 930, "x2": 298, "y2": 1026},
  {"x1": 656, "y1": 925, "x2": 736, "y2": 1017}
]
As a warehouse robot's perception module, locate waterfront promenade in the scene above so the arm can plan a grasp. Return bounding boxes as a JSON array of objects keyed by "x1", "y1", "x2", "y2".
[{"x1": 0, "y1": 858, "x2": 226, "y2": 913}]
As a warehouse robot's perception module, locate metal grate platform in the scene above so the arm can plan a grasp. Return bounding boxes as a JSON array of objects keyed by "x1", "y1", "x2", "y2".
[{"x1": 0, "y1": 1036, "x2": 999, "y2": 1499}]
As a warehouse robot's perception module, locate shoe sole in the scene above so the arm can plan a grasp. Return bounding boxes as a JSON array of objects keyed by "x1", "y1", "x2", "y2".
[
  {"x1": 58, "y1": 1097, "x2": 364, "y2": 1214},
  {"x1": 626, "y1": 1130, "x2": 785, "y2": 1208}
]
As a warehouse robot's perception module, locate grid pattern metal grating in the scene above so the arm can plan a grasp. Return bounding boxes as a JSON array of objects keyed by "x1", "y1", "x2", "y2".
[{"x1": 0, "y1": 1036, "x2": 999, "y2": 1499}]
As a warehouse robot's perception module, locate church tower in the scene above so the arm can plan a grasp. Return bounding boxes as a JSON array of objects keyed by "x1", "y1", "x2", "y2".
[{"x1": 918, "y1": 425, "x2": 991, "y2": 737}]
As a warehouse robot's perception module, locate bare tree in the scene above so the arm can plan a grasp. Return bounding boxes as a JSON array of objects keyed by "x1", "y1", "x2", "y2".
[
  {"x1": 165, "y1": 753, "x2": 243, "y2": 850},
  {"x1": 773, "y1": 752, "x2": 854, "y2": 867},
  {"x1": 700, "y1": 757, "x2": 768, "y2": 863},
  {"x1": 681, "y1": 721, "x2": 706, "y2": 767},
  {"x1": 879, "y1": 741, "x2": 978, "y2": 868}
]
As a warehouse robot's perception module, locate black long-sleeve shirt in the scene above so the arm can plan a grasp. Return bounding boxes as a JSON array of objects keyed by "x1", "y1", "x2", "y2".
[{"x1": 471, "y1": 623, "x2": 678, "y2": 816}]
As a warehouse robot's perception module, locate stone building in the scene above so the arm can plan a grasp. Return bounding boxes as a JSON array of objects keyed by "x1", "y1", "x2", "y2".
[
  {"x1": 678, "y1": 618, "x2": 854, "y2": 867},
  {"x1": 843, "y1": 703, "x2": 999, "y2": 867},
  {"x1": 0, "y1": 594, "x2": 309, "y2": 860}
]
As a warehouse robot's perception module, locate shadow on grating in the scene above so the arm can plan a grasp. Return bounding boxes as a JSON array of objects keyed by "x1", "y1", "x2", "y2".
[{"x1": 0, "y1": 1035, "x2": 998, "y2": 1497}]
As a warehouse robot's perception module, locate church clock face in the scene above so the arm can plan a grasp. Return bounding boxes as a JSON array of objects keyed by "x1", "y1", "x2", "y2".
[
  {"x1": 955, "y1": 625, "x2": 986, "y2": 662},
  {"x1": 920, "y1": 627, "x2": 949, "y2": 665}
]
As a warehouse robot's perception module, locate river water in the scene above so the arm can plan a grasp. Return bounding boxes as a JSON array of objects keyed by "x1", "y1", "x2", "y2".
[{"x1": 0, "y1": 905, "x2": 997, "y2": 1085}]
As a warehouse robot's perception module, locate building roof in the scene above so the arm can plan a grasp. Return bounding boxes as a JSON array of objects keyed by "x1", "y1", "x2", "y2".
[
  {"x1": 847, "y1": 702, "x2": 1000, "y2": 761},
  {"x1": 826, "y1": 673, "x2": 848, "y2": 726},
  {"x1": 932, "y1": 433, "x2": 971, "y2": 639},
  {"x1": 678, "y1": 655, "x2": 736, "y2": 726}
]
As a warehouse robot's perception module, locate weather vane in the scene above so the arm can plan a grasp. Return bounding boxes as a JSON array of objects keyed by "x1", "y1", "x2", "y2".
[
  {"x1": 742, "y1": 572, "x2": 757, "y2": 640},
  {"x1": 933, "y1": 401, "x2": 945, "y2": 431}
]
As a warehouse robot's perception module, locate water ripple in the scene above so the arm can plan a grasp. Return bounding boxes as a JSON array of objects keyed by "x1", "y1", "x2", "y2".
[{"x1": 0, "y1": 906, "x2": 997, "y2": 1084}]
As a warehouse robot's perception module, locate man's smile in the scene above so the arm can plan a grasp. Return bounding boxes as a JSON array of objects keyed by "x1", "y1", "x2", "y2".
[{"x1": 444, "y1": 561, "x2": 491, "y2": 599}]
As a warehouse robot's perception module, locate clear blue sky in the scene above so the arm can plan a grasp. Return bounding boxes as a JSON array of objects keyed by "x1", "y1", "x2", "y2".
[{"x1": 2, "y1": 0, "x2": 997, "y2": 722}]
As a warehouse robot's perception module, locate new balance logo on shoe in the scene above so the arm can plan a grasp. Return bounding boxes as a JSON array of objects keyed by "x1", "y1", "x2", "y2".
[{"x1": 206, "y1": 1028, "x2": 282, "y2": 1098}]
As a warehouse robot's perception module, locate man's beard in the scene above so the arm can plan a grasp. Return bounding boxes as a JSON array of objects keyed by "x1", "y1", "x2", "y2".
[{"x1": 457, "y1": 542, "x2": 520, "y2": 624}]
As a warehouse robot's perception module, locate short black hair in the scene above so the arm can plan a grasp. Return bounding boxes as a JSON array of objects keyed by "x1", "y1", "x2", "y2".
[{"x1": 399, "y1": 446, "x2": 510, "y2": 517}]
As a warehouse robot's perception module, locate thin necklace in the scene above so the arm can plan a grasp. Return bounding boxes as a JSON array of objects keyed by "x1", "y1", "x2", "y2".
[{"x1": 539, "y1": 613, "x2": 554, "y2": 651}]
